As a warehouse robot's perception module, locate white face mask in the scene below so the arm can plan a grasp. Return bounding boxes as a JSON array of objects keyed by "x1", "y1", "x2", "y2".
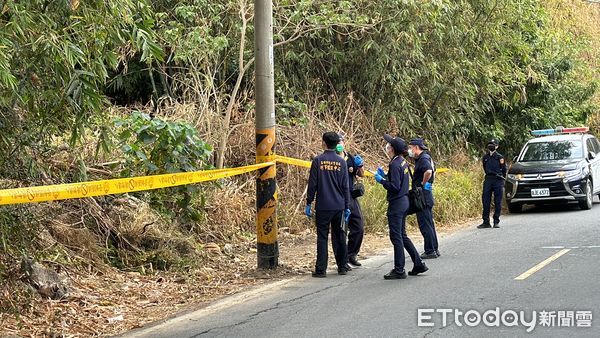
[
  {"x1": 408, "y1": 148, "x2": 415, "y2": 158},
  {"x1": 384, "y1": 144, "x2": 393, "y2": 159}
]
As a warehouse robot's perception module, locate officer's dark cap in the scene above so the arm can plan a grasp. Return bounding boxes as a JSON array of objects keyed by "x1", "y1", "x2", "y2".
[
  {"x1": 384, "y1": 134, "x2": 407, "y2": 154},
  {"x1": 323, "y1": 132, "x2": 341, "y2": 149},
  {"x1": 487, "y1": 139, "x2": 499, "y2": 146},
  {"x1": 409, "y1": 138, "x2": 429, "y2": 150}
]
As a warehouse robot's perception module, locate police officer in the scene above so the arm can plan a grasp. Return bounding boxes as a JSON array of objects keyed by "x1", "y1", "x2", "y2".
[
  {"x1": 306, "y1": 132, "x2": 352, "y2": 277},
  {"x1": 375, "y1": 134, "x2": 428, "y2": 280},
  {"x1": 408, "y1": 138, "x2": 440, "y2": 259},
  {"x1": 478, "y1": 139, "x2": 507, "y2": 229},
  {"x1": 337, "y1": 135, "x2": 365, "y2": 267}
]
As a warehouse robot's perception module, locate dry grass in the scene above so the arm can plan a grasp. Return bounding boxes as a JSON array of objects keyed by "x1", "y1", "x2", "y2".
[{"x1": 0, "y1": 96, "x2": 485, "y2": 337}]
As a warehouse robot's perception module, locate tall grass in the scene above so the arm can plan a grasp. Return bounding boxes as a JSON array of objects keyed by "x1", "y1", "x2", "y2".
[{"x1": 360, "y1": 165, "x2": 482, "y2": 234}]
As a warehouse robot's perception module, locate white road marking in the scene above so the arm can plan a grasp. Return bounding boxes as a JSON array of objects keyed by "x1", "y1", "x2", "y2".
[{"x1": 541, "y1": 245, "x2": 600, "y2": 249}]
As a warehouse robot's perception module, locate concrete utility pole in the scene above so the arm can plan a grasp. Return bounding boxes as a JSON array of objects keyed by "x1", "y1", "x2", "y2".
[{"x1": 254, "y1": 0, "x2": 279, "y2": 269}]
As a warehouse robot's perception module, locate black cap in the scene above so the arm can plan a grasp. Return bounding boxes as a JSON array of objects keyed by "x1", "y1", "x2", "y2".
[
  {"x1": 383, "y1": 134, "x2": 407, "y2": 154},
  {"x1": 409, "y1": 138, "x2": 429, "y2": 150},
  {"x1": 487, "y1": 139, "x2": 499, "y2": 146},
  {"x1": 323, "y1": 132, "x2": 341, "y2": 149}
]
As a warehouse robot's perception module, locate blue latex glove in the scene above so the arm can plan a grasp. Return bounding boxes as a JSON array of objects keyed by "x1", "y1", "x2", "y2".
[
  {"x1": 377, "y1": 167, "x2": 386, "y2": 177},
  {"x1": 305, "y1": 205, "x2": 312, "y2": 218},
  {"x1": 423, "y1": 182, "x2": 433, "y2": 191},
  {"x1": 344, "y1": 209, "x2": 351, "y2": 223},
  {"x1": 374, "y1": 173, "x2": 384, "y2": 183},
  {"x1": 353, "y1": 155, "x2": 364, "y2": 167}
]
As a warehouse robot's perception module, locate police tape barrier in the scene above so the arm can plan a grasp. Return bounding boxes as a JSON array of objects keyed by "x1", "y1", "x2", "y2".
[
  {"x1": 274, "y1": 155, "x2": 311, "y2": 168},
  {"x1": 274, "y1": 155, "x2": 375, "y2": 177},
  {"x1": 0, "y1": 162, "x2": 274, "y2": 206},
  {"x1": 274, "y1": 155, "x2": 449, "y2": 176},
  {"x1": 0, "y1": 155, "x2": 451, "y2": 206}
]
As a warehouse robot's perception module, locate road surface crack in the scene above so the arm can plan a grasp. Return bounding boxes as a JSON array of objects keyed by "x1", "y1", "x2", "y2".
[
  {"x1": 190, "y1": 259, "x2": 391, "y2": 337},
  {"x1": 191, "y1": 280, "x2": 352, "y2": 336}
]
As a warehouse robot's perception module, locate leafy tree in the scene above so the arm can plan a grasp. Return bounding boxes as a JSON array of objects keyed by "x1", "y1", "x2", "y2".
[{"x1": 0, "y1": 0, "x2": 163, "y2": 176}]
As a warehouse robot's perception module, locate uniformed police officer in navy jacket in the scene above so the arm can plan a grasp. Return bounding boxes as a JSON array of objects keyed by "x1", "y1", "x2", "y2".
[
  {"x1": 306, "y1": 132, "x2": 352, "y2": 277},
  {"x1": 375, "y1": 134, "x2": 428, "y2": 280},
  {"x1": 408, "y1": 138, "x2": 440, "y2": 259},
  {"x1": 478, "y1": 139, "x2": 507, "y2": 229},
  {"x1": 337, "y1": 134, "x2": 365, "y2": 267}
]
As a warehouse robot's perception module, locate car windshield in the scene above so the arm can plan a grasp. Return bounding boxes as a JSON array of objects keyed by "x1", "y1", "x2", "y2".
[{"x1": 520, "y1": 141, "x2": 583, "y2": 162}]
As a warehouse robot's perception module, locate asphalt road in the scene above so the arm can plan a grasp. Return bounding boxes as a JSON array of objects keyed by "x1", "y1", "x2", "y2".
[{"x1": 123, "y1": 202, "x2": 600, "y2": 338}]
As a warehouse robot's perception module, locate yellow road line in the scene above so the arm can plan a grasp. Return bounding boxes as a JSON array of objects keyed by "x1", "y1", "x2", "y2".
[{"x1": 515, "y1": 249, "x2": 571, "y2": 281}]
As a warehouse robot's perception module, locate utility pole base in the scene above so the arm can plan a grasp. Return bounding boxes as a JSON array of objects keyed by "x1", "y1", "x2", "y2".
[{"x1": 257, "y1": 242, "x2": 279, "y2": 269}]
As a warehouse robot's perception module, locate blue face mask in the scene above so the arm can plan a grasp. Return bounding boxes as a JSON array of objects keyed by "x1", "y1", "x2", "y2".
[{"x1": 336, "y1": 144, "x2": 344, "y2": 153}]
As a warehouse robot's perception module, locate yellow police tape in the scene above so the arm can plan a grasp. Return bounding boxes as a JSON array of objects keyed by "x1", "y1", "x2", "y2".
[
  {"x1": 0, "y1": 155, "x2": 450, "y2": 206},
  {"x1": 274, "y1": 155, "x2": 311, "y2": 169},
  {"x1": 0, "y1": 162, "x2": 274, "y2": 206},
  {"x1": 274, "y1": 155, "x2": 448, "y2": 176}
]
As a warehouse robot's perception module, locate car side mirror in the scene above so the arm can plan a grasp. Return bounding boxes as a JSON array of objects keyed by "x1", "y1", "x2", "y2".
[
  {"x1": 512, "y1": 156, "x2": 518, "y2": 163},
  {"x1": 588, "y1": 151, "x2": 596, "y2": 161}
]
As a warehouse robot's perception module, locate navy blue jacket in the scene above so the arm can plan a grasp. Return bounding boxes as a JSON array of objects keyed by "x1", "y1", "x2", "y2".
[
  {"x1": 483, "y1": 151, "x2": 507, "y2": 179},
  {"x1": 412, "y1": 152, "x2": 435, "y2": 189},
  {"x1": 382, "y1": 155, "x2": 410, "y2": 201},
  {"x1": 307, "y1": 150, "x2": 351, "y2": 211},
  {"x1": 344, "y1": 152, "x2": 362, "y2": 187},
  {"x1": 412, "y1": 152, "x2": 435, "y2": 207}
]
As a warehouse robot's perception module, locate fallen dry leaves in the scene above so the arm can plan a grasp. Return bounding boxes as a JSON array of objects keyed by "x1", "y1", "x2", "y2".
[{"x1": 0, "y1": 231, "x2": 392, "y2": 337}]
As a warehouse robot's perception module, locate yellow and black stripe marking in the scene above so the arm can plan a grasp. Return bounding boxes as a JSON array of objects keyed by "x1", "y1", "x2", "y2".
[{"x1": 256, "y1": 128, "x2": 279, "y2": 268}]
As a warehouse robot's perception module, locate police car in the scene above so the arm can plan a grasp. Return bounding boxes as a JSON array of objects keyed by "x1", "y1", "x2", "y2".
[{"x1": 505, "y1": 127, "x2": 600, "y2": 213}]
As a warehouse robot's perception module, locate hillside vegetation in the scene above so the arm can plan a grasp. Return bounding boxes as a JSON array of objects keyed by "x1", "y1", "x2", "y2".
[{"x1": 0, "y1": 0, "x2": 599, "y2": 335}]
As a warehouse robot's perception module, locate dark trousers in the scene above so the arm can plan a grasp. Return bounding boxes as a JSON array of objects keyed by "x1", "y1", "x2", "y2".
[
  {"x1": 387, "y1": 196, "x2": 423, "y2": 272},
  {"x1": 347, "y1": 198, "x2": 364, "y2": 258},
  {"x1": 315, "y1": 210, "x2": 348, "y2": 273},
  {"x1": 482, "y1": 177, "x2": 504, "y2": 224},
  {"x1": 417, "y1": 207, "x2": 438, "y2": 254}
]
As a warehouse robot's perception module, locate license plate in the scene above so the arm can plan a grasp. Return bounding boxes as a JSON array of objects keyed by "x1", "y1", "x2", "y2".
[{"x1": 531, "y1": 188, "x2": 550, "y2": 197}]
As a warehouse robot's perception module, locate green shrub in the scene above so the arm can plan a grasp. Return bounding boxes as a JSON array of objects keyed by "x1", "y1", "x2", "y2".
[
  {"x1": 360, "y1": 166, "x2": 482, "y2": 234},
  {"x1": 113, "y1": 112, "x2": 213, "y2": 221},
  {"x1": 431, "y1": 167, "x2": 482, "y2": 225}
]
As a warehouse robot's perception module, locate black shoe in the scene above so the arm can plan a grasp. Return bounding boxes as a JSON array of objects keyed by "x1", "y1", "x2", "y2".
[
  {"x1": 343, "y1": 263, "x2": 353, "y2": 271},
  {"x1": 348, "y1": 256, "x2": 362, "y2": 267},
  {"x1": 408, "y1": 264, "x2": 429, "y2": 276},
  {"x1": 420, "y1": 252, "x2": 438, "y2": 259},
  {"x1": 477, "y1": 222, "x2": 491, "y2": 229},
  {"x1": 338, "y1": 267, "x2": 350, "y2": 275},
  {"x1": 384, "y1": 269, "x2": 407, "y2": 280},
  {"x1": 493, "y1": 222, "x2": 500, "y2": 228},
  {"x1": 435, "y1": 250, "x2": 441, "y2": 257},
  {"x1": 312, "y1": 271, "x2": 326, "y2": 278}
]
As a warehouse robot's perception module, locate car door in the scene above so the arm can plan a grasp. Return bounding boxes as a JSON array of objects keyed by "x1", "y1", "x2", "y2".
[
  {"x1": 592, "y1": 137, "x2": 600, "y2": 193},
  {"x1": 586, "y1": 137, "x2": 600, "y2": 193}
]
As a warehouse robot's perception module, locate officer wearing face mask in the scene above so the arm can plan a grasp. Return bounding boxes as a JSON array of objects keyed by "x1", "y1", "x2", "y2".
[
  {"x1": 375, "y1": 134, "x2": 428, "y2": 279},
  {"x1": 478, "y1": 139, "x2": 507, "y2": 229},
  {"x1": 408, "y1": 138, "x2": 439, "y2": 259},
  {"x1": 306, "y1": 132, "x2": 352, "y2": 277},
  {"x1": 336, "y1": 134, "x2": 365, "y2": 268}
]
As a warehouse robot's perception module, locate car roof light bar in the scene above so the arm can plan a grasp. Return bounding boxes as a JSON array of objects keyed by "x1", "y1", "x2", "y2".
[
  {"x1": 562, "y1": 127, "x2": 589, "y2": 133},
  {"x1": 531, "y1": 129, "x2": 556, "y2": 136},
  {"x1": 530, "y1": 127, "x2": 589, "y2": 136}
]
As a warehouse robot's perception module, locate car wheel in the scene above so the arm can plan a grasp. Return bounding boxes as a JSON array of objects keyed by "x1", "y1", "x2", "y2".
[
  {"x1": 579, "y1": 180, "x2": 593, "y2": 210},
  {"x1": 508, "y1": 202, "x2": 522, "y2": 213}
]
